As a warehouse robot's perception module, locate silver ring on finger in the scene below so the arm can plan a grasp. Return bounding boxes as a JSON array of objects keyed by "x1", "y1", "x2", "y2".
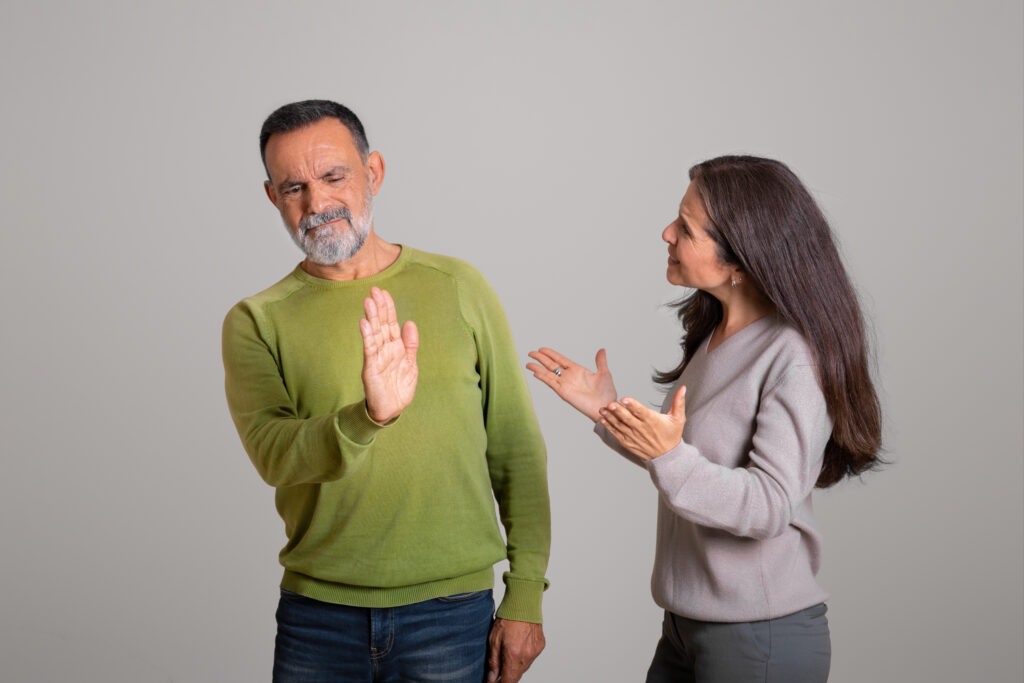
[{"x1": 553, "y1": 367, "x2": 562, "y2": 377}]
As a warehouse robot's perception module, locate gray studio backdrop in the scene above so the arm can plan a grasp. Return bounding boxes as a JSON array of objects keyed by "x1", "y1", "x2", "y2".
[{"x1": 1, "y1": 1, "x2": 1021, "y2": 681}]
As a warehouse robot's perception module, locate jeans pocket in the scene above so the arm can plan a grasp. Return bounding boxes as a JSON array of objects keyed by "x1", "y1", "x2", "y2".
[
  {"x1": 436, "y1": 589, "x2": 490, "y2": 603},
  {"x1": 278, "y1": 588, "x2": 324, "y2": 607}
]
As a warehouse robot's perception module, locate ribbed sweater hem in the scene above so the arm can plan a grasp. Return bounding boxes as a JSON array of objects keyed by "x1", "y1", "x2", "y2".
[{"x1": 281, "y1": 567, "x2": 495, "y2": 609}]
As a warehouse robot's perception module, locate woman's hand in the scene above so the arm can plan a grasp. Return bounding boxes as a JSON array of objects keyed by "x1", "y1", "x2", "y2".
[
  {"x1": 600, "y1": 385, "x2": 687, "y2": 461},
  {"x1": 527, "y1": 348, "x2": 617, "y2": 422}
]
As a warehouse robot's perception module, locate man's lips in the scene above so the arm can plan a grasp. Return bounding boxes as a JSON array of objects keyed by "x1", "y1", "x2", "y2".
[{"x1": 305, "y1": 217, "x2": 349, "y2": 234}]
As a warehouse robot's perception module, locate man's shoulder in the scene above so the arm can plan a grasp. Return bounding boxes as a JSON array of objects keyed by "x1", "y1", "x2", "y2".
[
  {"x1": 226, "y1": 266, "x2": 305, "y2": 317},
  {"x1": 403, "y1": 246, "x2": 488, "y2": 284},
  {"x1": 401, "y1": 247, "x2": 509, "y2": 321}
]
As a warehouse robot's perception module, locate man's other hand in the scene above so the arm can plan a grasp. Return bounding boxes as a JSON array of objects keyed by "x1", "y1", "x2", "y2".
[
  {"x1": 359, "y1": 287, "x2": 419, "y2": 423},
  {"x1": 487, "y1": 618, "x2": 545, "y2": 683}
]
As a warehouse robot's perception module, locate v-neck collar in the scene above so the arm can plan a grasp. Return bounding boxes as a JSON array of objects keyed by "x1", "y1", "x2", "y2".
[{"x1": 704, "y1": 313, "x2": 777, "y2": 356}]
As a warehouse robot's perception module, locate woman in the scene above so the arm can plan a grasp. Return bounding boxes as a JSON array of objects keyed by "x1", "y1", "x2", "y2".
[{"x1": 527, "y1": 155, "x2": 881, "y2": 682}]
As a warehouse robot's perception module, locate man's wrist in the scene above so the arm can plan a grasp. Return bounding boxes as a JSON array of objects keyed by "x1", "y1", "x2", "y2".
[
  {"x1": 495, "y1": 573, "x2": 548, "y2": 623},
  {"x1": 365, "y1": 401, "x2": 400, "y2": 426}
]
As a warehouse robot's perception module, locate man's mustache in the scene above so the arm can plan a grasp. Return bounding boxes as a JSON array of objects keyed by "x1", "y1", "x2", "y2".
[{"x1": 300, "y1": 206, "x2": 353, "y2": 234}]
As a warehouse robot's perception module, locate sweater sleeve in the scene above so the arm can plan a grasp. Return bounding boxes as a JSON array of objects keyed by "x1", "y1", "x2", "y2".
[
  {"x1": 222, "y1": 302, "x2": 386, "y2": 487},
  {"x1": 646, "y1": 364, "x2": 831, "y2": 539},
  {"x1": 594, "y1": 422, "x2": 649, "y2": 468},
  {"x1": 459, "y1": 270, "x2": 551, "y2": 623}
]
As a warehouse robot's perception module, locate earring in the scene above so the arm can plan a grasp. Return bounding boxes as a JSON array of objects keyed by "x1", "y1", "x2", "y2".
[{"x1": 731, "y1": 276, "x2": 743, "y2": 288}]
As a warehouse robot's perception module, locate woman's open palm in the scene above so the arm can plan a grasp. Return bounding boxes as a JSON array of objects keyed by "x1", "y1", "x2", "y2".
[{"x1": 526, "y1": 347, "x2": 617, "y2": 422}]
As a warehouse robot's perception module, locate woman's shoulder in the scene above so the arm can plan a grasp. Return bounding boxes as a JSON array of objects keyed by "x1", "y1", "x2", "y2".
[
  {"x1": 754, "y1": 316, "x2": 819, "y2": 383},
  {"x1": 765, "y1": 317, "x2": 815, "y2": 358}
]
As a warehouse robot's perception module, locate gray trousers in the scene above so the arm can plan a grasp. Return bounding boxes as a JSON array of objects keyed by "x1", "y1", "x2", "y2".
[{"x1": 645, "y1": 603, "x2": 831, "y2": 683}]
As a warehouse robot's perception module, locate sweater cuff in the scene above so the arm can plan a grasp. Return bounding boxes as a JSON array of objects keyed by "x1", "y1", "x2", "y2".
[
  {"x1": 646, "y1": 439, "x2": 700, "y2": 487},
  {"x1": 593, "y1": 422, "x2": 648, "y2": 468},
  {"x1": 495, "y1": 573, "x2": 549, "y2": 624},
  {"x1": 335, "y1": 401, "x2": 395, "y2": 446}
]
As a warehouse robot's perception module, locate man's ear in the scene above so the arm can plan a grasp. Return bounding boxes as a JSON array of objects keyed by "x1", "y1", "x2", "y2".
[
  {"x1": 367, "y1": 151, "x2": 385, "y2": 196},
  {"x1": 264, "y1": 180, "x2": 278, "y2": 207}
]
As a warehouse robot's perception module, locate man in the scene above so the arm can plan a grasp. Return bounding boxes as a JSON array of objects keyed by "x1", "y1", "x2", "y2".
[{"x1": 222, "y1": 100, "x2": 550, "y2": 682}]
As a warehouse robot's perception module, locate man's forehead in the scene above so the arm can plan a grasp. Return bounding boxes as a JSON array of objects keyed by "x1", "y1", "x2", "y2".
[{"x1": 265, "y1": 119, "x2": 362, "y2": 179}]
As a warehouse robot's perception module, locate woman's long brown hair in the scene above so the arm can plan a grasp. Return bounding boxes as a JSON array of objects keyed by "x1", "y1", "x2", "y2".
[{"x1": 655, "y1": 156, "x2": 882, "y2": 487}]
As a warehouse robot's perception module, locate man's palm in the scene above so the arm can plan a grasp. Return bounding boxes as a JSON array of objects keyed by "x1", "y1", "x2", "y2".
[{"x1": 359, "y1": 287, "x2": 419, "y2": 423}]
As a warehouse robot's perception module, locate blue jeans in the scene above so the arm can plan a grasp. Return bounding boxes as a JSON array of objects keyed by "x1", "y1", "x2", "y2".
[
  {"x1": 645, "y1": 604, "x2": 831, "y2": 683},
  {"x1": 273, "y1": 588, "x2": 494, "y2": 683}
]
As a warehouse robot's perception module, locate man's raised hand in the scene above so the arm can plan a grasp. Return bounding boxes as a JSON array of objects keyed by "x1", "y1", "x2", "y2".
[{"x1": 359, "y1": 287, "x2": 419, "y2": 424}]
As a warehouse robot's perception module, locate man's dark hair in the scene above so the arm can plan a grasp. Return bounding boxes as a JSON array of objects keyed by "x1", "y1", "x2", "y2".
[{"x1": 259, "y1": 100, "x2": 369, "y2": 177}]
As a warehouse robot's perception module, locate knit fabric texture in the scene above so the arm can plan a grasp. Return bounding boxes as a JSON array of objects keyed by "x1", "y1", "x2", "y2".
[
  {"x1": 223, "y1": 246, "x2": 550, "y2": 622},
  {"x1": 598, "y1": 314, "x2": 832, "y2": 621}
]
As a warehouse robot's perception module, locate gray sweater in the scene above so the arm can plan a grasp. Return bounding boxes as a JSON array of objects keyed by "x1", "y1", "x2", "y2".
[{"x1": 598, "y1": 314, "x2": 832, "y2": 621}]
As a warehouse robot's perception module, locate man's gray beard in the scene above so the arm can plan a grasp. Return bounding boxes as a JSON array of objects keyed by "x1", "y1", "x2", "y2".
[{"x1": 288, "y1": 190, "x2": 374, "y2": 265}]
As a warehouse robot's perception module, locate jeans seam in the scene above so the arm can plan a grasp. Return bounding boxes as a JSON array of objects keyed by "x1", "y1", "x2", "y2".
[
  {"x1": 369, "y1": 608, "x2": 395, "y2": 661},
  {"x1": 276, "y1": 591, "x2": 491, "y2": 681}
]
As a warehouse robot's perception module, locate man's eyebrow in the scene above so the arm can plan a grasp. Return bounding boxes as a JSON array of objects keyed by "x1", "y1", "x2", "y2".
[
  {"x1": 318, "y1": 165, "x2": 350, "y2": 179},
  {"x1": 275, "y1": 177, "x2": 303, "y2": 192}
]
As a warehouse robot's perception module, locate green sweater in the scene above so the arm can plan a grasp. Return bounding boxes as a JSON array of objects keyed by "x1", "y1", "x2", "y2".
[{"x1": 222, "y1": 246, "x2": 550, "y2": 622}]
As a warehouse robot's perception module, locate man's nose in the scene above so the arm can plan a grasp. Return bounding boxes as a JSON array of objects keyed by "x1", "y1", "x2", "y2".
[{"x1": 305, "y1": 182, "x2": 334, "y2": 215}]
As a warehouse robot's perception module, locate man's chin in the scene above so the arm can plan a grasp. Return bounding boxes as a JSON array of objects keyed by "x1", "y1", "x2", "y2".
[
  {"x1": 305, "y1": 250, "x2": 348, "y2": 266},
  {"x1": 303, "y1": 238, "x2": 367, "y2": 265}
]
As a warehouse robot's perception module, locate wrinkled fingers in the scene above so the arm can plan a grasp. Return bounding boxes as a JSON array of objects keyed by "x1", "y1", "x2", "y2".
[
  {"x1": 619, "y1": 398, "x2": 652, "y2": 420},
  {"x1": 538, "y1": 347, "x2": 575, "y2": 369},
  {"x1": 369, "y1": 287, "x2": 397, "y2": 341},
  {"x1": 527, "y1": 351, "x2": 564, "y2": 377},
  {"x1": 602, "y1": 401, "x2": 643, "y2": 430}
]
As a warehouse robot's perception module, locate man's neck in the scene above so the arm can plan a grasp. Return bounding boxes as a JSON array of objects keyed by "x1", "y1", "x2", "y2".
[{"x1": 300, "y1": 232, "x2": 402, "y2": 281}]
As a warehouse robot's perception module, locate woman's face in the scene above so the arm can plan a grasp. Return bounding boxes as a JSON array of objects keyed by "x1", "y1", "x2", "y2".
[{"x1": 662, "y1": 182, "x2": 734, "y2": 290}]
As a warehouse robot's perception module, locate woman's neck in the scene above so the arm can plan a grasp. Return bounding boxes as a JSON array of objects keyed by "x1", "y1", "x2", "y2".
[{"x1": 709, "y1": 287, "x2": 776, "y2": 350}]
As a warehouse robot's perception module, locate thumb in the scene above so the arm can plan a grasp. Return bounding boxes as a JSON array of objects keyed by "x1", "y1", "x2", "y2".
[
  {"x1": 669, "y1": 385, "x2": 687, "y2": 420},
  {"x1": 402, "y1": 320, "x2": 419, "y2": 364},
  {"x1": 487, "y1": 639, "x2": 500, "y2": 683},
  {"x1": 595, "y1": 348, "x2": 608, "y2": 373}
]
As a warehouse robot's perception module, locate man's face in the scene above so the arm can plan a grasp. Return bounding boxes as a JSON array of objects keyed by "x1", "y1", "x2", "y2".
[{"x1": 263, "y1": 118, "x2": 384, "y2": 265}]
